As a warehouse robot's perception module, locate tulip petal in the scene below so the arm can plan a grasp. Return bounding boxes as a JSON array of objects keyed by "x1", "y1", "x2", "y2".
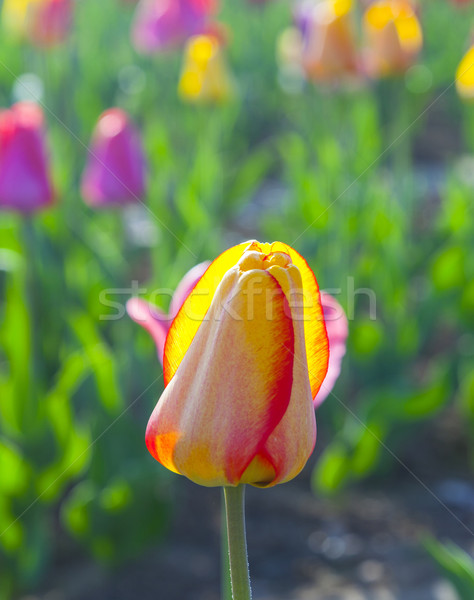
[
  {"x1": 126, "y1": 298, "x2": 170, "y2": 364},
  {"x1": 266, "y1": 242, "x2": 330, "y2": 401},
  {"x1": 313, "y1": 292, "x2": 348, "y2": 407},
  {"x1": 147, "y1": 267, "x2": 295, "y2": 487},
  {"x1": 251, "y1": 262, "x2": 316, "y2": 486},
  {"x1": 169, "y1": 261, "x2": 211, "y2": 320},
  {"x1": 164, "y1": 241, "x2": 251, "y2": 386}
]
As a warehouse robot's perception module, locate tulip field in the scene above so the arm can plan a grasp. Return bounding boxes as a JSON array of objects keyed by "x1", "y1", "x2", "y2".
[{"x1": 0, "y1": 0, "x2": 474, "y2": 599}]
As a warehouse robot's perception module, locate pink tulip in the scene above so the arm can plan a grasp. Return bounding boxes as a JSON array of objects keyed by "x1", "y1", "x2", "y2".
[
  {"x1": 0, "y1": 102, "x2": 54, "y2": 214},
  {"x1": 27, "y1": 0, "x2": 73, "y2": 48},
  {"x1": 314, "y1": 292, "x2": 348, "y2": 407},
  {"x1": 131, "y1": 0, "x2": 217, "y2": 54},
  {"x1": 126, "y1": 261, "x2": 210, "y2": 364},
  {"x1": 81, "y1": 108, "x2": 146, "y2": 208},
  {"x1": 127, "y1": 261, "x2": 348, "y2": 406}
]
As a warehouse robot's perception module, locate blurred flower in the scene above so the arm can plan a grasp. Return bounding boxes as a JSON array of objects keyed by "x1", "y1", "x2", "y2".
[
  {"x1": 126, "y1": 261, "x2": 210, "y2": 363},
  {"x1": 178, "y1": 34, "x2": 234, "y2": 103},
  {"x1": 363, "y1": 0, "x2": 423, "y2": 77},
  {"x1": 142, "y1": 240, "x2": 331, "y2": 487},
  {"x1": 81, "y1": 108, "x2": 147, "y2": 208},
  {"x1": 27, "y1": 0, "x2": 73, "y2": 48},
  {"x1": 131, "y1": 0, "x2": 217, "y2": 54},
  {"x1": 1, "y1": 0, "x2": 37, "y2": 37},
  {"x1": 0, "y1": 101, "x2": 54, "y2": 213},
  {"x1": 456, "y1": 44, "x2": 474, "y2": 101},
  {"x1": 280, "y1": 0, "x2": 359, "y2": 83},
  {"x1": 2, "y1": 0, "x2": 73, "y2": 47}
]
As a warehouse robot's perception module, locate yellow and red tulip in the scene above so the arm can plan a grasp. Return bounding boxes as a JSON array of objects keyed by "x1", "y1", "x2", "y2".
[
  {"x1": 178, "y1": 34, "x2": 234, "y2": 103},
  {"x1": 363, "y1": 0, "x2": 422, "y2": 77},
  {"x1": 127, "y1": 261, "x2": 210, "y2": 363},
  {"x1": 142, "y1": 241, "x2": 331, "y2": 488},
  {"x1": 456, "y1": 44, "x2": 474, "y2": 102},
  {"x1": 2, "y1": 0, "x2": 73, "y2": 47}
]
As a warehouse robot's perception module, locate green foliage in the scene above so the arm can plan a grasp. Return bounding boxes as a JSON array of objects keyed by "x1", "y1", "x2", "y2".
[
  {"x1": 425, "y1": 538, "x2": 474, "y2": 600},
  {"x1": 0, "y1": 0, "x2": 473, "y2": 597}
]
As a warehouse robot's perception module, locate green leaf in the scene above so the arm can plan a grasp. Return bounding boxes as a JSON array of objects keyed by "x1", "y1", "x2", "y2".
[
  {"x1": 425, "y1": 538, "x2": 474, "y2": 600},
  {"x1": 69, "y1": 313, "x2": 123, "y2": 413},
  {"x1": 312, "y1": 443, "x2": 351, "y2": 494}
]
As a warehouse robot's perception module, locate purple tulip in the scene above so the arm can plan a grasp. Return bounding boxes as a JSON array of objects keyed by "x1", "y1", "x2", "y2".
[
  {"x1": 314, "y1": 292, "x2": 348, "y2": 407},
  {"x1": 131, "y1": 0, "x2": 216, "y2": 54},
  {"x1": 0, "y1": 102, "x2": 54, "y2": 214},
  {"x1": 127, "y1": 261, "x2": 211, "y2": 364},
  {"x1": 81, "y1": 108, "x2": 146, "y2": 207}
]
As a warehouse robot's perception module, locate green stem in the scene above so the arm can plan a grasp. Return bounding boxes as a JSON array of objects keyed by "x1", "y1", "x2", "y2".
[
  {"x1": 221, "y1": 490, "x2": 233, "y2": 600},
  {"x1": 223, "y1": 485, "x2": 252, "y2": 600}
]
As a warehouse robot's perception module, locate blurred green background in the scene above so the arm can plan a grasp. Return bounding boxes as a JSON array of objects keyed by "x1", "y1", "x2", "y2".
[{"x1": 0, "y1": 0, "x2": 473, "y2": 598}]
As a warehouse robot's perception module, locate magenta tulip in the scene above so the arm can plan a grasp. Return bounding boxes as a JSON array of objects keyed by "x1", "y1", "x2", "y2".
[
  {"x1": 126, "y1": 261, "x2": 210, "y2": 364},
  {"x1": 0, "y1": 102, "x2": 54, "y2": 214},
  {"x1": 81, "y1": 108, "x2": 146, "y2": 208},
  {"x1": 131, "y1": 0, "x2": 217, "y2": 54}
]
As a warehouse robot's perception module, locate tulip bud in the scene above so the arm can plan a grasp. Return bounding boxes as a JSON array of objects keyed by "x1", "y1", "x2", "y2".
[
  {"x1": 131, "y1": 0, "x2": 216, "y2": 54},
  {"x1": 145, "y1": 241, "x2": 330, "y2": 488},
  {"x1": 363, "y1": 1, "x2": 423, "y2": 77},
  {"x1": 81, "y1": 109, "x2": 147, "y2": 208},
  {"x1": 127, "y1": 261, "x2": 210, "y2": 363},
  {"x1": 178, "y1": 34, "x2": 234, "y2": 103},
  {"x1": 295, "y1": 0, "x2": 359, "y2": 81},
  {"x1": 0, "y1": 102, "x2": 54, "y2": 213},
  {"x1": 456, "y1": 45, "x2": 474, "y2": 102}
]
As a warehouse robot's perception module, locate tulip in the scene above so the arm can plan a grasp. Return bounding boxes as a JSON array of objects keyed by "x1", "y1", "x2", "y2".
[
  {"x1": 131, "y1": 0, "x2": 217, "y2": 54},
  {"x1": 129, "y1": 267, "x2": 347, "y2": 405},
  {"x1": 178, "y1": 34, "x2": 234, "y2": 103},
  {"x1": 1, "y1": 0, "x2": 38, "y2": 37},
  {"x1": 141, "y1": 241, "x2": 331, "y2": 488},
  {"x1": 2, "y1": 0, "x2": 72, "y2": 47},
  {"x1": 126, "y1": 261, "x2": 210, "y2": 363},
  {"x1": 363, "y1": 1, "x2": 423, "y2": 77},
  {"x1": 81, "y1": 108, "x2": 147, "y2": 208},
  {"x1": 27, "y1": 0, "x2": 73, "y2": 48},
  {"x1": 456, "y1": 45, "x2": 474, "y2": 101},
  {"x1": 314, "y1": 292, "x2": 348, "y2": 407},
  {"x1": 0, "y1": 102, "x2": 54, "y2": 213},
  {"x1": 294, "y1": 0, "x2": 359, "y2": 81}
]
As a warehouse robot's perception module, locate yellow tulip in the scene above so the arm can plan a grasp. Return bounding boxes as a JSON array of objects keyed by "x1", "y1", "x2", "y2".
[
  {"x1": 2, "y1": 0, "x2": 42, "y2": 36},
  {"x1": 363, "y1": 1, "x2": 423, "y2": 76},
  {"x1": 145, "y1": 241, "x2": 330, "y2": 488},
  {"x1": 178, "y1": 34, "x2": 234, "y2": 103},
  {"x1": 456, "y1": 45, "x2": 474, "y2": 102}
]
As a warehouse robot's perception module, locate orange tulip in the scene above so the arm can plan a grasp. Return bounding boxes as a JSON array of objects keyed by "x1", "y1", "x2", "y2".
[
  {"x1": 363, "y1": 1, "x2": 422, "y2": 77},
  {"x1": 145, "y1": 241, "x2": 330, "y2": 488},
  {"x1": 456, "y1": 45, "x2": 474, "y2": 102},
  {"x1": 299, "y1": 0, "x2": 359, "y2": 81}
]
